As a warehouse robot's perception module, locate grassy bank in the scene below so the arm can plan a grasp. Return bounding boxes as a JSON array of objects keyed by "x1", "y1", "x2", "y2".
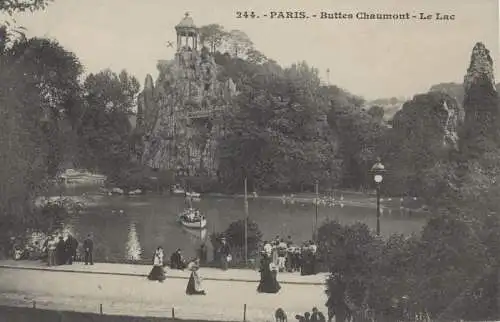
[{"x1": 0, "y1": 305, "x2": 234, "y2": 322}]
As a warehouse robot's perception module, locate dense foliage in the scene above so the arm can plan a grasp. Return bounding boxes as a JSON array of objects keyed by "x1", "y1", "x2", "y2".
[
  {"x1": 319, "y1": 215, "x2": 499, "y2": 321},
  {"x1": 210, "y1": 219, "x2": 263, "y2": 263},
  {"x1": 216, "y1": 55, "x2": 382, "y2": 192}
]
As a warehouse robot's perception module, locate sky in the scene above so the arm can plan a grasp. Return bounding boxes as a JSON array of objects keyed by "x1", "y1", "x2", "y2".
[{"x1": 6, "y1": 0, "x2": 500, "y2": 100}]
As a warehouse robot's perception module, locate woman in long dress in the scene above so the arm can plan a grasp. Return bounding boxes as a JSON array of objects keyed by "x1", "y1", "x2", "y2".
[
  {"x1": 148, "y1": 246, "x2": 166, "y2": 282},
  {"x1": 186, "y1": 258, "x2": 206, "y2": 295},
  {"x1": 257, "y1": 254, "x2": 281, "y2": 293}
]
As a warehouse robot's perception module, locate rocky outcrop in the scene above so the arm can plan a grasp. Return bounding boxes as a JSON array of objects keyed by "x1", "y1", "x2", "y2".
[
  {"x1": 464, "y1": 42, "x2": 496, "y2": 92},
  {"x1": 392, "y1": 92, "x2": 461, "y2": 149},
  {"x1": 461, "y1": 42, "x2": 499, "y2": 155},
  {"x1": 136, "y1": 45, "x2": 236, "y2": 175},
  {"x1": 440, "y1": 99, "x2": 461, "y2": 148}
]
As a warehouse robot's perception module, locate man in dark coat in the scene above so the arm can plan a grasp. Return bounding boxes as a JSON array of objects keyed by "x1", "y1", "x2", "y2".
[
  {"x1": 55, "y1": 236, "x2": 66, "y2": 265},
  {"x1": 65, "y1": 234, "x2": 79, "y2": 264},
  {"x1": 170, "y1": 249, "x2": 185, "y2": 269},
  {"x1": 83, "y1": 234, "x2": 94, "y2": 265}
]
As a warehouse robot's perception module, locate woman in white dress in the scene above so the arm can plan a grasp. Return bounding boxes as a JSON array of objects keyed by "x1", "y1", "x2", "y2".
[
  {"x1": 147, "y1": 246, "x2": 166, "y2": 282},
  {"x1": 186, "y1": 258, "x2": 206, "y2": 295}
]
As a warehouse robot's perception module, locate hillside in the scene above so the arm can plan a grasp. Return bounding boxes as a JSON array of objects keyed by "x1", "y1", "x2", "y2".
[{"x1": 369, "y1": 82, "x2": 500, "y2": 121}]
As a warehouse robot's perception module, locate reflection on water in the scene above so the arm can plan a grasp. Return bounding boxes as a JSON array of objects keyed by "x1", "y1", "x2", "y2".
[
  {"x1": 126, "y1": 222, "x2": 142, "y2": 261},
  {"x1": 182, "y1": 227, "x2": 207, "y2": 243}
]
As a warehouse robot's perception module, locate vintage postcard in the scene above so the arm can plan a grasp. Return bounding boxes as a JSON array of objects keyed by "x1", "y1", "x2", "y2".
[{"x1": 0, "y1": 0, "x2": 498, "y2": 321}]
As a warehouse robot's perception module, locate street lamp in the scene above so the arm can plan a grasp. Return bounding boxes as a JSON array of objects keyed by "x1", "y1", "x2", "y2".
[{"x1": 370, "y1": 159, "x2": 385, "y2": 236}]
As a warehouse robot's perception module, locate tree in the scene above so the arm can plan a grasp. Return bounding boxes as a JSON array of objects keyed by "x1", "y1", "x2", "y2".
[
  {"x1": 198, "y1": 24, "x2": 227, "y2": 53},
  {"x1": 246, "y1": 48, "x2": 268, "y2": 65},
  {"x1": 412, "y1": 214, "x2": 489, "y2": 320},
  {"x1": 218, "y1": 61, "x2": 342, "y2": 192},
  {"x1": 367, "y1": 105, "x2": 384, "y2": 122},
  {"x1": 223, "y1": 219, "x2": 263, "y2": 259},
  {"x1": 0, "y1": 36, "x2": 83, "y2": 240},
  {"x1": 0, "y1": 0, "x2": 53, "y2": 15},
  {"x1": 319, "y1": 221, "x2": 383, "y2": 319},
  {"x1": 6, "y1": 37, "x2": 83, "y2": 175},
  {"x1": 225, "y1": 29, "x2": 253, "y2": 58},
  {"x1": 77, "y1": 69, "x2": 140, "y2": 178},
  {"x1": 327, "y1": 89, "x2": 386, "y2": 190}
]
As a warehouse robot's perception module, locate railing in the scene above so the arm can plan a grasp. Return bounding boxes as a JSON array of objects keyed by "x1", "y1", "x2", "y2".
[
  {"x1": 4, "y1": 300, "x2": 259, "y2": 322},
  {"x1": 3, "y1": 298, "x2": 472, "y2": 322}
]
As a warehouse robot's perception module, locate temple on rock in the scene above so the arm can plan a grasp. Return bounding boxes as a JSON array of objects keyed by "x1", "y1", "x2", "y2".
[{"x1": 135, "y1": 13, "x2": 237, "y2": 178}]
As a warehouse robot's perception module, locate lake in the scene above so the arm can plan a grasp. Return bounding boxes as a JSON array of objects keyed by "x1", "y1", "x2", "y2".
[{"x1": 56, "y1": 184, "x2": 427, "y2": 263}]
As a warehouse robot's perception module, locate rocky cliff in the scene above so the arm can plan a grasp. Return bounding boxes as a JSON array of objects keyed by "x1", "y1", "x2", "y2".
[
  {"x1": 135, "y1": 46, "x2": 236, "y2": 176},
  {"x1": 461, "y1": 42, "x2": 499, "y2": 155},
  {"x1": 464, "y1": 42, "x2": 496, "y2": 92}
]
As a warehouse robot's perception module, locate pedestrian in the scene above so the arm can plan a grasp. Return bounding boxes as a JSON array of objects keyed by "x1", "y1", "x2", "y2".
[
  {"x1": 55, "y1": 236, "x2": 66, "y2": 265},
  {"x1": 310, "y1": 307, "x2": 326, "y2": 322},
  {"x1": 170, "y1": 248, "x2": 186, "y2": 270},
  {"x1": 47, "y1": 235, "x2": 57, "y2": 266},
  {"x1": 219, "y1": 237, "x2": 231, "y2": 270},
  {"x1": 83, "y1": 234, "x2": 94, "y2": 265},
  {"x1": 65, "y1": 234, "x2": 78, "y2": 264},
  {"x1": 257, "y1": 255, "x2": 281, "y2": 294},
  {"x1": 275, "y1": 308, "x2": 287, "y2": 322},
  {"x1": 186, "y1": 258, "x2": 206, "y2": 295},
  {"x1": 277, "y1": 239, "x2": 287, "y2": 272},
  {"x1": 263, "y1": 240, "x2": 272, "y2": 258},
  {"x1": 147, "y1": 246, "x2": 166, "y2": 282}
]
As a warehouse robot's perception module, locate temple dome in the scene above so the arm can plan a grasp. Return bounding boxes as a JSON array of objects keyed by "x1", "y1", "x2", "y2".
[{"x1": 176, "y1": 13, "x2": 196, "y2": 30}]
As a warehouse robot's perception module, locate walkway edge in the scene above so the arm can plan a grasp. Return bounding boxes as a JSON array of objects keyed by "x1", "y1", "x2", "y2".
[{"x1": 0, "y1": 265, "x2": 326, "y2": 286}]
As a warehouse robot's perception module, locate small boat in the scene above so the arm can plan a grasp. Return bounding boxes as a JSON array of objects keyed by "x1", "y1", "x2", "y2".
[
  {"x1": 185, "y1": 191, "x2": 201, "y2": 198},
  {"x1": 178, "y1": 208, "x2": 207, "y2": 229},
  {"x1": 172, "y1": 185, "x2": 185, "y2": 195}
]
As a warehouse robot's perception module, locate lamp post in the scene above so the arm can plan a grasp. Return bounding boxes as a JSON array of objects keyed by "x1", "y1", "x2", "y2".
[{"x1": 370, "y1": 159, "x2": 385, "y2": 236}]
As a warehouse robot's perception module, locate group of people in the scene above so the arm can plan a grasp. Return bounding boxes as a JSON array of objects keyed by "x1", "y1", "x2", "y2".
[
  {"x1": 295, "y1": 307, "x2": 327, "y2": 322},
  {"x1": 182, "y1": 209, "x2": 205, "y2": 223},
  {"x1": 147, "y1": 246, "x2": 206, "y2": 295},
  {"x1": 260, "y1": 236, "x2": 318, "y2": 276},
  {"x1": 10, "y1": 232, "x2": 95, "y2": 266},
  {"x1": 41, "y1": 233, "x2": 94, "y2": 266}
]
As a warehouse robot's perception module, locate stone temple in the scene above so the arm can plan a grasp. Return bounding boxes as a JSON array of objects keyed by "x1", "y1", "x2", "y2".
[{"x1": 135, "y1": 13, "x2": 237, "y2": 177}]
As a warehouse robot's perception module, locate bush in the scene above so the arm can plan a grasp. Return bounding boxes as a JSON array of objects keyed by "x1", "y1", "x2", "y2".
[
  {"x1": 210, "y1": 219, "x2": 263, "y2": 263},
  {"x1": 319, "y1": 214, "x2": 500, "y2": 321},
  {"x1": 319, "y1": 220, "x2": 382, "y2": 314}
]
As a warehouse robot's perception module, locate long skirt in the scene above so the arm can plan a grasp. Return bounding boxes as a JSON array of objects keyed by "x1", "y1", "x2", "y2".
[
  {"x1": 186, "y1": 271, "x2": 205, "y2": 295},
  {"x1": 257, "y1": 270, "x2": 281, "y2": 294},
  {"x1": 148, "y1": 265, "x2": 166, "y2": 281}
]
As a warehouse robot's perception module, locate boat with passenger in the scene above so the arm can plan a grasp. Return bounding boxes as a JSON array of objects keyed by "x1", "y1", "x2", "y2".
[
  {"x1": 185, "y1": 191, "x2": 201, "y2": 198},
  {"x1": 178, "y1": 208, "x2": 207, "y2": 229}
]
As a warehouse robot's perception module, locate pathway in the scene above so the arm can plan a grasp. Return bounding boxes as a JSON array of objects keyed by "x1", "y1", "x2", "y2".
[{"x1": 0, "y1": 260, "x2": 329, "y2": 322}]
